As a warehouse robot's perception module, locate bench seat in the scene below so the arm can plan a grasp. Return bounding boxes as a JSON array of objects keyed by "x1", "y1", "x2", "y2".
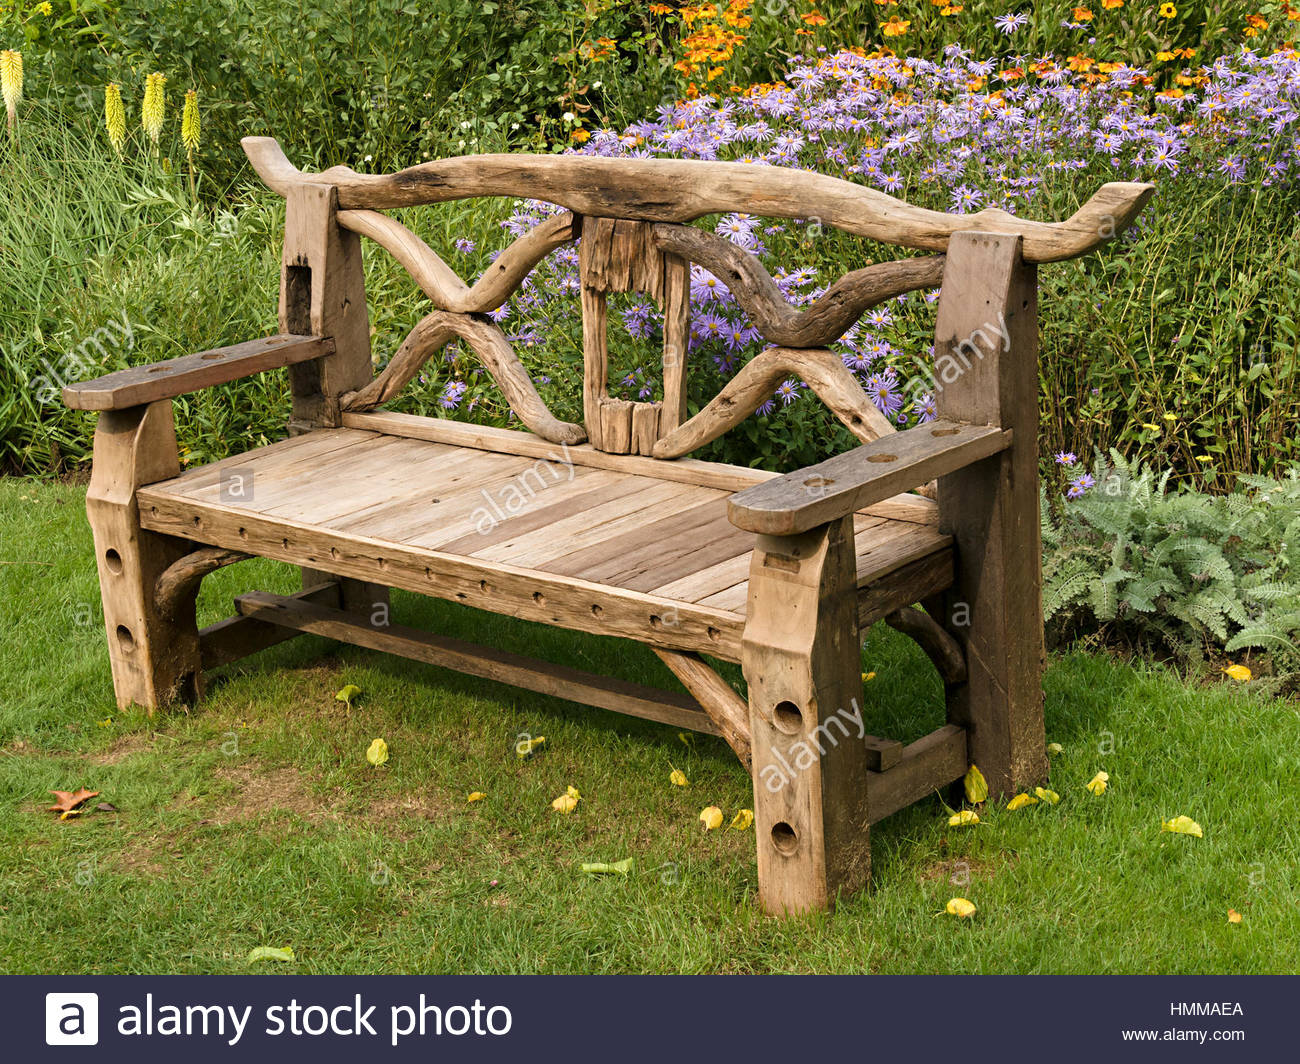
[{"x1": 135, "y1": 422, "x2": 953, "y2": 664}]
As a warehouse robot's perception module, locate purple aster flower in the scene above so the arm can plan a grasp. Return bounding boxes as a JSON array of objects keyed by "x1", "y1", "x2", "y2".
[
  {"x1": 865, "y1": 371, "x2": 904, "y2": 416},
  {"x1": 440, "y1": 380, "x2": 468, "y2": 409},
  {"x1": 1054, "y1": 451, "x2": 1079, "y2": 465},
  {"x1": 775, "y1": 379, "x2": 801, "y2": 406},
  {"x1": 994, "y1": 13, "x2": 1029, "y2": 35},
  {"x1": 453, "y1": 238, "x2": 475, "y2": 254}
]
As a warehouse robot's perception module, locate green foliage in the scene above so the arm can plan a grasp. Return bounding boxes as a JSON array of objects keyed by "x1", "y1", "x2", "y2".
[{"x1": 1043, "y1": 451, "x2": 1300, "y2": 684}]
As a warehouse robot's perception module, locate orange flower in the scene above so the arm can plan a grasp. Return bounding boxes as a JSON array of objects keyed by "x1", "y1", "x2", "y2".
[
  {"x1": 1247, "y1": 13, "x2": 1267, "y2": 29},
  {"x1": 1156, "y1": 87, "x2": 1185, "y2": 99},
  {"x1": 570, "y1": 127, "x2": 591, "y2": 143},
  {"x1": 941, "y1": 4, "x2": 962, "y2": 13},
  {"x1": 998, "y1": 66, "x2": 1025, "y2": 81},
  {"x1": 1073, "y1": 7, "x2": 1093, "y2": 20},
  {"x1": 801, "y1": 10, "x2": 827, "y2": 24},
  {"x1": 1102, "y1": 0, "x2": 1123, "y2": 8},
  {"x1": 1066, "y1": 54, "x2": 1094, "y2": 71},
  {"x1": 648, "y1": 2, "x2": 673, "y2": 13},
  {"x1": 881, "y1": 15, "x2": 910, "y2": 35}
]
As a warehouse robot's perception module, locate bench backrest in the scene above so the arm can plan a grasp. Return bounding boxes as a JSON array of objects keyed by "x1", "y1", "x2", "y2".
[{"x1": 244, "y1": 137, "x2": 1152, "y2": 458}]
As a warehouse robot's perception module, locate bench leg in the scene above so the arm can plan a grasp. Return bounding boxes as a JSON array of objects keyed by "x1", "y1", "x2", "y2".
[
  {"x1": 742, "y1": 516, "x2": 872, "y2": 915},
  {"x1": 85, "y1": 402, "x2": 202, "y2": 710}
]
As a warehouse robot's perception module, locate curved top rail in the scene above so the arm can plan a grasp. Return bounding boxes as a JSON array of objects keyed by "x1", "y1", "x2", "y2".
[{"x1": 243, "y1": 137, "x2": 1152, "y2": 264}]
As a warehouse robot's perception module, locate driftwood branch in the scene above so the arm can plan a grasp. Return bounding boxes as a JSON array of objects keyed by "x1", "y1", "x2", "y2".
[
  {"x1": 342, "y1": 311, "x2": 586, "y2": 446},
  {"x1": 652, "y1": 649, "x2": 751, "y2": 768},
  {"x1": 337, "y1": 209, "x2": 578, "y2": 314},
  {"x1": 155, "y1": 547, "x2": 250, "y2": 621},
  {"x1": 651, "y1": 224, "x2": 945, "y2": 347},
  {"x1": 884, "y1": 607, "x2": 967, "y2": 685},
  {"x1": 652, "y1": 346, "x2": 896, "y2": 459},
  {"x1": 244, "y1": 136, "x2": 1154, "y2": 263}
]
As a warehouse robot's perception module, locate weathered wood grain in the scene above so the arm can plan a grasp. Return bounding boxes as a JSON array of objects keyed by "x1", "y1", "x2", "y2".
[
  {"x1": 651, "y1": 223, "x2": 945, "y2": 347},
  {"x1": 652, "y1": 346, "x2": 897, "y2": 459},
  {"x1": 728, "y1": 419, "x2": 1010, "y2": 535},
  {"x1": 244, "y1": 137, "x2": 1153, "y2": 262},
  {"x1": 155, "y1": 547, "x2": 250, "y2": 621},
  {"x1": 884, "y1": 606, "x2": 967, "y2": 685},
  {"x1": 62, "y1": 335, "x2": 334, "y2": 411},
  {"x1": 652, "y1": 649, "x2": 752, "y2": 767}
]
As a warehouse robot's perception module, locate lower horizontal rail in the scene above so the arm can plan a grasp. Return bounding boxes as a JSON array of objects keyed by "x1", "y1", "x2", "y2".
[
  {"x1": 867, "y1": 723, "x2": 967, "y2": 825},
  {"x1": 234, "y1": 590, "x2": 724, "y2": 736}
]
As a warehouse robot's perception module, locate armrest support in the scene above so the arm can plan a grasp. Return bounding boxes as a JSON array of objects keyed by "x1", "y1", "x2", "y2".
[
  {"x1": 727, "y1": 419, "x2": 1011, "y2": 535},
  {"x1": 61, "y1": 334, "x2": 335, "y2": 411}
]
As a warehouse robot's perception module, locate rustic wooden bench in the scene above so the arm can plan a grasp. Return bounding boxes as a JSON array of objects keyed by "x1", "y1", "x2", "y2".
[{"x1": 63, "y1": 136, "x2": 1152, "y2": 914}]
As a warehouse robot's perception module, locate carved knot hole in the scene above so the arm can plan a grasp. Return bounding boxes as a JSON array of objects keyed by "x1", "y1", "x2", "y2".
[
  {"x1": 931, "y1": 427, "x2": 961, "y2": 437},
  {"x1": 104, "y1": 549, "x2": 123, "y2": 575},
  {"x1": 115, "y1": 625, "x2": 135, "y2": 653},
  {"x1": 772, "y1": 700, "x2": 804, "y2": 735},
  {"x1": 804, "y1": 475, "x2": 835, "y2": 490},
  {"x1": 771, "y1": 822, "x2": 799, "y2": 856},
  {"x1": 866, "y1": 453, "x2": 898, "y2": 463}
]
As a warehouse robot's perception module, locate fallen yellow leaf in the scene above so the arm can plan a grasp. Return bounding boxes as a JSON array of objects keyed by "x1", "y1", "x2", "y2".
[
  {"x1": 466, "y1": 791, "x2": 486, "y2": 803},
  {"x1": 1223, "y1": 664, "x2": 1252, "y2": 682},
  {"x1": 1227, "y1": 909, "x2": 1242, "y2": 924},
  {"x1": 730, "y1": 809, "x2": 754, "y2": 830},
  {"x1": 699, "y1": 806, "x2": 723, "y2": 830},
  {"x1": 1161, "y1": 815, "x2": 1203, "y2": 838},
  {"x1": 945, "y1": 897, "x2": 977, "y2": 918},
  {"x1": 365, "y1": 738, "x2": 388, "y2": 767},
  {"x1": 1007, "y1": 792, "x2": 1038, "y2": 810},
  {"x1": 1085, "y1": 771, "x2": 1109, "y2": 796},
  {"x1": 948, "y1": 810, "x2": 980, "y2": 827},
  {"x1": 1034, "y1": 786, "x2": 1060, "y2": 805},
  {"x1": 964, "y1": 764, "x2": 988, "y2": 804},
  {"x1": 515, "y1": 736, "x2": 546, "y2": 759},
  {"x1": 861, "y1": 671, "x2": 876, "y2": 682},
  {"x1": 335, "y1": 683, "x2": 361, "y2": 708},
  {"x1": 669, "y1": 769, "x2": 688, "y2": 787},
  {"x1": 1046, "y1": 742, "x2": 1064, "y2": 756},
  {"x1": 551, "y1": 786, "x2": 581, "y2": 814}
]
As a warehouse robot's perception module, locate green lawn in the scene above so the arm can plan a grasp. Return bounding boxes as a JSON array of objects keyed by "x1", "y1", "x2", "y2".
[{"x1": 1, "y1": 475, "x2": 1296, "y2": 974}]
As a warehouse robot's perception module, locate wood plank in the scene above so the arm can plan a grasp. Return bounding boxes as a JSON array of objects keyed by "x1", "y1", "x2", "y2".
[
  {"x1": 199, "y1": 582, "x2": 341, "y2": 669},
  {"x1": 152, "y1": 428, "x2": 378, "y2": 496},
  {"x1": 62, "y1": 335, "x2": 334, "y2": 411},
  {"x1": 865, "y1": 725, "x2": 967, "y2": 824},
  {"x1": 727, "y1": 420, "x2": 1012, "y2": 535},
  {"x1": 235, "y1": 590, "x2": 723, "y2": 735},
  {"x1": 135, "y1": 490, "x2": 747, "y2": 660}
]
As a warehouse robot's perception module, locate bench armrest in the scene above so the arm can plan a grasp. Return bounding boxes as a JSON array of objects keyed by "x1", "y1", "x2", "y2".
[
  {"x1": 61, "y1": 334, "x2": 335, "y2": 411},
  {"x1": 727, "y1": 419, "x2": 1011, "y2": 536}
]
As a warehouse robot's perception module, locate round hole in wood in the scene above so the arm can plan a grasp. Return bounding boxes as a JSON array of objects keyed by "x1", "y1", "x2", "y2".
[
  {"x1": 479, "y1": 580, "x2": 490, "y2": 593},
  {"x1": 376, "y1": 557, "x2": 387, "y2": 570},
  {"x1": 649, "y1": 614, "x2": 663, "y2": 629},
  {"x1": 931, "y1": 427, "x2": 960, "y2": 437},
  {"x1": 115, "y1": 625, "x2": 135, "y2": 653},
  {"x1": 238, "y1": 527, "x2": 247, "y2": 539},
  {"x1": 773, "y1": 700, "x2": 804, "y2": 734},
  {"x1": 707, "y1": 626, "x2": 721, "y2": 642},
  {"x1": 866, "y1": 453, "x2": 898, "y2": 463},
  {"x1": 803, "y1": 475, "x2": 835, "y2": 490},
  {"x1": 200, "y1": 351, "x2": 224, "y2": 361},
  {"x1": 430, "y1": 498, "x2": 440, "y2": 504},
  {"x1": 192, "y1": 515, "x2": 202, "y2": 527},
  {"x1": 591, "y1": 604, "x2": 603, "y2": 617},
  {"x1": 771, "y1": 821, "x2": 798, "y2": 856},
  {"x1": 147, "y1": 366, "x2": 167, "y2": 373},
  {"x1": 104, "y1": 548, "x2": 123, "y2": 575},
  {"x1": 281, "y1": 538, "x2": 289, "y2": 549},
  {"x1": 533, "y1": 591, "x2": 546, "y2": 606}
]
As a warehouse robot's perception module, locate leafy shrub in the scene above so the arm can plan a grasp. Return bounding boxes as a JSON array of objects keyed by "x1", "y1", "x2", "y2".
[{"x1": 1043, "y1": 451, "x2": 1300, "y2": 687}]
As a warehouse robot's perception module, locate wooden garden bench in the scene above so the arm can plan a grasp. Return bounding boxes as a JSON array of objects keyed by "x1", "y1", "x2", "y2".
[{"x1": 63, "y1": 137, "x2": 1152, "y2": 914}]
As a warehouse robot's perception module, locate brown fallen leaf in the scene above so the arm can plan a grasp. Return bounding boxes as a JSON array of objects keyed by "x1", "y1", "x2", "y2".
[
  {"x1": 95, "y1": 802, "x2": 118, "y2": 813},
  {"x1": 48, "y1": 788, "x2": 99, "y2": 814}
]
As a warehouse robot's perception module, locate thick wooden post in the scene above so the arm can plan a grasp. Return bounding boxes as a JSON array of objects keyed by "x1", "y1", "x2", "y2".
[
  {"x1": 86, "y1": 401, "x2": 202, "y2": 709},
  {"x1": 742, "y1": 516, "x2": 871, "y2": 915},
  {"x1": 279, "y1": 182, "x2": 388, "y2": 615},
  {"x1": 931, "y1": 231, "x2": 1047, "y2": 798}
]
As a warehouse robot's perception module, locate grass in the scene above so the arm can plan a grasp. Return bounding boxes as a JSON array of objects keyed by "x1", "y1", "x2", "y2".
[{"x1": 1, "y1": 475, "x2": 1297, "y2": 974}]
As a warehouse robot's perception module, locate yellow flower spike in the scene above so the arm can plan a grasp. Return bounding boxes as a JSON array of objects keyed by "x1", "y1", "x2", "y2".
[
  {"x1": 181, "y1": 88, "x2": 200, "y2": 152},
  {"x1": 963, "y1": 764, "x2": 988, "y2": 804},
  {"x1": 365, "y1": 737, "x2": 388, "y2": 767},
  {"x1": 699, "y1": 805, "x2": 723, "y2": 830},
  {"x1": 1046, "y1": 742, "x2": 1064, "y2": 756},
  {"x1": 141, "y1": 71, "x2": 166, "y2": 145},
  {"x1": 1161, "y1": 815, "x2": 1203, "y2": 838},
  {"x1": 1223, "y1": 664, "x2": 1252, "y2": 682},
  {"x1": 1085, "y1": 771, "x2": 1109, "y2": 796},
  {"x1": 515, "y1": 735, "x2": 546, "y2": 758},
  {"x1": 669, "y1": 769, "x2": 688, "y2": 787},
  {"x1": 947, "y1": 810, "x2": 980, "y2": 827},
  {"x1": 729, "y1": 809, "x2": 754, "y2": 831},
  {"x1": 466, "y1": 791, "x2": 486, "y2": 803},
  {"x1": 1, "y1": 49, "x2": 21, "y2": 133},
  {"x1": 104, "y1": 83, "x2": 125, "y2": 153},
  {"x1": 1034, "y1": 787, "x2": 1060, "y2": 805},
  {"x1": 551, "y1": 786, "x2": 581, "y2": 813},
  {"x1": 1007, "y1": 792, "x2": 1038, "y2": 810},
  {"x1": 945, "y1": 897, "x2": 977, "y2": 918}
]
